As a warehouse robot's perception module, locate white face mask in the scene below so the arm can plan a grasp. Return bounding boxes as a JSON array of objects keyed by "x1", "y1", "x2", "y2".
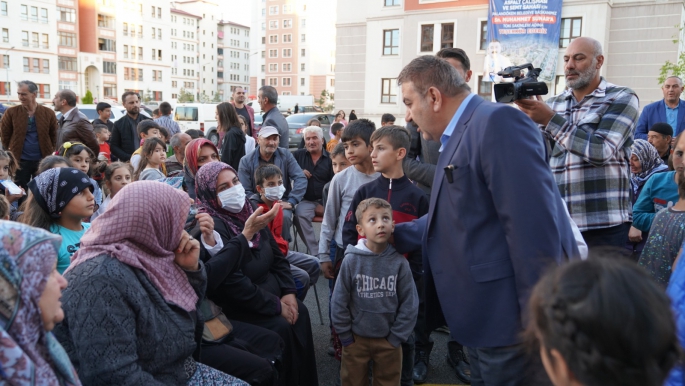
[
  {"x1": 264, "y1": 185, "x2": 286, "y2": 201},
  {"x1": 218, "y1": 184, "x2": 246, "y2": 213}
]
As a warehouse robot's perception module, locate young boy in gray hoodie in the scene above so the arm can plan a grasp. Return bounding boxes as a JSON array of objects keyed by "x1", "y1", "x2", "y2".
[{"x1": 331, "y1": 197, "x2": 418, "y2": 386}]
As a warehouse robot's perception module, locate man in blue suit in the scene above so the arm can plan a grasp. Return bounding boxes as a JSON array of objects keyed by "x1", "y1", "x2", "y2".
[
  {"x1": 635, "y1": 76, "x2": 685, "y2": 140},
  {"x1": 392, "y1": 56, "x2": 579, "y2": 385}
]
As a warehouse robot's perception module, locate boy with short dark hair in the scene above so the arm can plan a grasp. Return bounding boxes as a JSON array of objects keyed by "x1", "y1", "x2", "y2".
[
  {"x1": 342, "y1": 125, "x2": 429, "y2": 384},
  {"x1": 93, "y1": 102, "x2": 113, "y2": 132},
  {"x1": 327, "y1": 123, "x2": 345, "y2": 153},
  {"x1": 250, "y1": 164, "x2": 321, "y2": 300},
  {"x1": 381, "y1": 114, "x2": 396, "y2": 126},
  {"x1": 93, "y1": 124, "x2": 111, "y2": 162},
  {"x1": 331, "y1": 197, "x2": 418, "y2": 386},
  {"x1": 131, "y1": 121, "x2": 164, "y2": 171},
  {"x1": 319, "y1": 119, "x2": 379, "y2": 280}
]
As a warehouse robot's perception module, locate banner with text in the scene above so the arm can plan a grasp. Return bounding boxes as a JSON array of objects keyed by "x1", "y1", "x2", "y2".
[{"x1": 486, "y1": 0, "x2": 562, "y2": 82}]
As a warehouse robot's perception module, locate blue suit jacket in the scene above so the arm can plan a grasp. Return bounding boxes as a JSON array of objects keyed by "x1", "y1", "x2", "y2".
[
  {"x1": 394, "y1": 95, "x2": 579, "y2": 348},
  {"x1": 635, "y1": 99, "x2": 685, "y2": 140}
]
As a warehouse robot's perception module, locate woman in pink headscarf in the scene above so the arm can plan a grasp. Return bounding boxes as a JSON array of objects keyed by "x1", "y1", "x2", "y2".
[{"x1": 53, "y1": 181, "x2": 247, "y2": 386}]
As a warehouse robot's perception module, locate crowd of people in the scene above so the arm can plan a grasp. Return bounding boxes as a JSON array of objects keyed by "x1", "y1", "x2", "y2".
[{"x1": 2, "y1": 33, "x2": 685, "y2": 386}]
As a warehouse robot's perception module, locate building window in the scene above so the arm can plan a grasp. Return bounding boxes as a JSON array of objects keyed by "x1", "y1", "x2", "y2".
[
  {"x1": 300, "y1": 78, "x2": 305, "y2": 86},
  {"x1": 301, "y1": 63, "x2": 305, "y2": 71},
  {"x1": 283, "y1": 4, "x2": 292, "y2": 13},
  {"x1": 98, "y1": 14, "x2": 115, "y2": 28},
  {"x1": 269, "y1": 34, "x2": 278, "y2": 44},
  {"x1": 32, "y1": 32, "x2": 39, "y2": 48},
  {"x1": 1, "y1": 2, "x2": 6, "y2": 16},
  {"x1": 123, "y1": 45, "x2": 128, "y2": 59},
  {"x1": 269, "y1": 20, "x2": 278, "y2": 29},
  {"x1": 261, "y1": 51, "x2": 265, "y2": 58},
  {"x1": 99, "y1": 38, "x2": 116, "y2": 52},
  {"x1": 58, "y1": 80, "x2": 77, "y2": 91},
  {"x1": 283, "y1": 48, "x2": 292, "y2": 57},
  {"x1": 283, "y1": 19, "x2": 292, "y2": 28},
  {"x1": 269, "y1": 49, "x2": 278, "y2": 58},
  {"x1": 269, "y1": 63, "x2": 277, "y2": 72},
  {"x1": 103, "y1": 61, "x2": 116, "y2": 74},
  {"x1": 138, "y1": 25, "x2": 143, "y2": 38},
  {"x1": 420, "y1": 25, "x2": 433, "y2": 52},
  {"x1": 23, "y1": 57, "x2": 29, "y2": 72},
  {"x1": 1, "y1": 29, "x2": 7, "y2": 43},
  {"x1": 32, "y1": 58, "x2": 39, "y2": 73},
  {"x1": 104, "y1": 84, "x2": 117, "y2": 97},
  {"x1": 269, "y1": 78, "x2": 277, "y2": 86},
  {"x1": 42, "y1": 34, "x2": 48, "y2": 49},
  {"x1": 39, "y1": 84, "x2": 50, "y2": 99},
  {"x1": 383, "y1": 29, "x2": 399, "y2": 55},
  {"x1": 30, "y1": 6, "x2": 37, "y2": 22},
  {"x1": 385, "y1": 0, "x2": 400, "y2": 5},
  {"x1": 58, "y1": 56, "x2": 77, "y2": 71},
  {"x1": 479, "y1": 21, "x2": 488, "y2": 51},
  {"x1": 40, "y1": 8, "x2": 48, "y2": 23},
  {"x1": 559, "y1": 17, "x2": 582, "y2": 48},
  {"x1": 381, "y1": 78, "x2": 397, "y2": 103},
  {"x1": 57, "y1": 7, "x2": 76, "y2": 23},
  {"x1": 138, "y1": 47, "x2": 143, "y2": 59},
  {"x1": 0, "y1": 82, "x2": 10, "y2": 96},
  {"x1": 283, "y1": 34, "x2": 292, "y2": 43},
  {"x1": 269, "y1": 5, "x2": 278, "y2": 15},
  {"x1": 123, "y1": 22, "x2": 128, "y2": 36},
  {"x1": 282, "y1": 77, "x2": 291, "y2": 86},
  {"x1": 21, "y1": 31, "x2": 28, "y2": 47},
  {"x1": 477, "y1": 76, "x2": 492, "y2": 99},
  {"x1": 58, "y1": 32, "x2": 77, "y2": 47},
  {"x1": 20, "y1": 5, "x2": 27, "y2": 20},
  {"x1": 42, "y1": 59, "x2": 49, "y2": 74},
  {"x1": 301, "y1": 34, "x2": 306, "y2": 43},
  {"x1": 301, "y1": 19, "x2": 306, "y2": 28},
  {"x1": 441, "y1": 23, "x2": 454, "y2": 49},
  {"x1": 301, "y1": 49, "x2": 306, "y2": 57},
  {"x1": 283, "y1": 63, "x2": 291, "y2": 72},
  {"x1": 1, "y1": 55, "x2": 8, "y2": 68}
]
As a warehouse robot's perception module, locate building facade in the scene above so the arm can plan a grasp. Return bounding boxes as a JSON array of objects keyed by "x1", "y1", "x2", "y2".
[
  {"x1": 250, "y1": 0, "x2": 336, "y2": 104},
  {"x1": 170, "y1": 8, "x2": 201, "y2": 101},
  {"x1": 335, "y1": 0, "x2": 685, "y2": 123},
  {"x1": 218, "y1": 21, "x2": 251, "y2": 100}
]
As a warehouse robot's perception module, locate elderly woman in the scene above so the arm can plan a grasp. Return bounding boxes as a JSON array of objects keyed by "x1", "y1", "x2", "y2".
[
  {"x1": 0, "y1": 221, "x2": 80, "y2": 385},
  {"x1": 626, "y1": 138, "x2": 669, "y2": 258},
  {"x1": 195, "y1": 161, "x2": 319, "y2": 386},
  {"x1": 53, "y1": 181, "x2": 247, "y2": 385},
  {"x1": 184, "y1": 138, "x2": 220, "y2": 200}
]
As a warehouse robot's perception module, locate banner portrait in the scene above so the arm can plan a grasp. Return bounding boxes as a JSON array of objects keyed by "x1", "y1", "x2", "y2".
[{"x1": 486, "y1": 0, "x2": 563, "y2": 83}]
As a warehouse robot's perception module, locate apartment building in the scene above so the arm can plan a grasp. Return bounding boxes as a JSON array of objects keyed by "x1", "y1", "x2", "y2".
[
  {"x1": 250, "y1": 0, "x2": 336, "y2": 101},
  {"x1": 1, "y1": 0, "x2": 60, "y2": 103},
  {"x1": 174, "y1": 0, "x2": 219, "y2": 102},
  {"x1": 170, "y1": 8, "x2": 201, "y2": 101},
  {"x1": 218, "y1": 21, "x2": 251, "y2": 100},
  {"x1": 335, "y1": 0, "x2": 685, "y2": 122}
]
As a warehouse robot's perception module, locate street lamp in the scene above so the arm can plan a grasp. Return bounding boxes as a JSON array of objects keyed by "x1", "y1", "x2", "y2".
[{"x1": 5, "y1": 46, "x2": 15, "y2": 103}]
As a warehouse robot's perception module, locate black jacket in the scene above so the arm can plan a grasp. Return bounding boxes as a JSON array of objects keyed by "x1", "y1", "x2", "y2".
[
  {"x1": 110, "y1": 114, "x2": 151, "y2": 161},
  {"x1": 220, "y1": 126, "x2": 246, "y2": 171}
]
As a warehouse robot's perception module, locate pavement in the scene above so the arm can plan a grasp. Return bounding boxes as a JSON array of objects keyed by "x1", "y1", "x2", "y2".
[{"x1": 295, "y1": 222, "x2": 467, "y2": 386}]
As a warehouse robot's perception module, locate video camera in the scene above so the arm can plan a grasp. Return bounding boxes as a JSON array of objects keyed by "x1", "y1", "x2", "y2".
[{"x1": 493, "y1": 63, "x2": 548, "y2": 103}]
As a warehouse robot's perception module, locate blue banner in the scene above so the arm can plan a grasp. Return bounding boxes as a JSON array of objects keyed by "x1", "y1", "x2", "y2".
[{"x1": 486, "y1": 0, "x2": 562, "y2": 83}]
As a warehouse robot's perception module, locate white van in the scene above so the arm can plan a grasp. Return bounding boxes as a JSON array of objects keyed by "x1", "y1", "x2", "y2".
[{"x1": 173, "y1": 103, "x2": 220, "y2": 145}]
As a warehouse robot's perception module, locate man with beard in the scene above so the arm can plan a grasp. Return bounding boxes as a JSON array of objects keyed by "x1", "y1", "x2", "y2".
[
  {"x1": 232, "y1": 87, "x2": 256, "y2": 138},
  {"x1": 110, "y1": 91, "x2": 151, "y2": 161},
  {"x1": 517, "y1": 37, "x2": 639, "y2": 250},
  {"x1": 238, "y1": 126, "x2": 307, "y2": 242},
  {"x1": 635, "y1": 76, "x2": 685, "y2": 140}
]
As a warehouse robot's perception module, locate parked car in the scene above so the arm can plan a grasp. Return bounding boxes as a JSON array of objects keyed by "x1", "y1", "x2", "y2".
[
  {"x1": 174, "y1": 103, "x2": 220, "y2": 146},
  {"x1": 299, "y1": 106, "x2": 323, "y2": 113},
  {"x1": 253, "y1": 114, "x2": 264, "y2": 137},
  {"x1": 286, "y1": 113, "x2": 335, "y2": 148}
]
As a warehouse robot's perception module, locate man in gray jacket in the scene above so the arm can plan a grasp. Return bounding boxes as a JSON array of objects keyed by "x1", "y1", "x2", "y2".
[
  {"x1": 238, "y1": 126, "x2": 307, "y2": 241},
  {"x1": 258, "y1": 86, "x2": 289, "y2": 148},
  {"x1": 52, "y1": 89, "x2": 100, "y2": 155}
]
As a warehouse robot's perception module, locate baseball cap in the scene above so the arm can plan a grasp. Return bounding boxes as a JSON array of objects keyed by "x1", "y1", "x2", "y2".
[{"x1": 259, "y1": 126, "x2": 280, "y2": 138}]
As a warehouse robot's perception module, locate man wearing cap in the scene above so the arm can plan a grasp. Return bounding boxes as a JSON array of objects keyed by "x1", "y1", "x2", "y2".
[
  {"x1": 238, "y1": 125, "x2": 307, "y2": 242},
  {"x1": 647, "y1": 122, "x2": 674, "y2": 165},
  {"x1": 636, "y1": 76, "x2": 685, "y2": 140}
]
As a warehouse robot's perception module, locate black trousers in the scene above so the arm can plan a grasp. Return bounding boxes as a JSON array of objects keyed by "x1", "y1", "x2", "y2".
[
  {"x1": 581, "y1": 223, "x2": 631, "y2": 251},
  {"x1": 467, "y1": 344, "x2": 550, "y2": 386},
  {"x1": 201, "y1": 319, "x2": 284, "y2": 386},
  {"x1": 16, "y1": 159, "x2": 40, "y2": 206}
]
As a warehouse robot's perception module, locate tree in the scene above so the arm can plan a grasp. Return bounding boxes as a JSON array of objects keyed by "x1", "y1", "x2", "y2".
[
  {"x1": 200, "y1": 91, "x2": 210, "y2": 103},
  {"x1": 143, "y1": 88, "x2": 153, "y2": 103},
  {"x1": 82, "y1": 90, "x2": 94, "y2": 104},
  {"x1": 658, "y1": 24, "x2": 685, "y2": 84},
  {"x1": 212, "y1": 93, "x2": 222, "y2": 102},
  {"x1": 177, "y1": 88, "x2": 194, "y2": 103}
]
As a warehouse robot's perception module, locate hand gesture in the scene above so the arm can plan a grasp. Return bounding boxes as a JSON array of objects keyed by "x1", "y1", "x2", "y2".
[
  {"x1": 321, "y1": 261, "x2": 334, "y2": 279},
  {"x1": 174, "y1": 231, "x2": 200, "y2": 271},
  {"x1": 628, "y1": 226, "x2": 642, "y2": 243},
  {"x1": 5, "y1": 187, "x2": 24, "y2": 204},
  {"x1": 242, "y1": 203, "x2": 281, "y2": 241},
  {"x1": 281, "y1": 293, "x2": 299, "y2": 324},
  {"x1": 514, "y1": 96, "x2": 556, "y2": 126},
  {"x1": 196, "y1": 213, "x2": 216, "y2": 247},
  {"x1": 281, "y1": 301, "x2": 296, "y2": 324},
  {"x1": 303, "y1": 169, "x2": 312, "y2": 179}
]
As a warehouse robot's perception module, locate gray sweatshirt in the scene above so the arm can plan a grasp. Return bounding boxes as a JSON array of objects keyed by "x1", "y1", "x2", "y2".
[
  {"x1": 331, "y1": 240, "x2": 418, "y2": 348},
  {"x1": 318, "y1": 166, "x2": 379, "y2": 262}
]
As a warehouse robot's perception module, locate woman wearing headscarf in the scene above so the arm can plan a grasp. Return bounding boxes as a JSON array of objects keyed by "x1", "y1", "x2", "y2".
[
  {"x1": 184, "y1": 138, "x2": 220, "y2": 200},
  {"x1": 0, "y1": 221, "x2": 80, "y2": 385},
  {"x1": 52, "y1": 181, "x2": 247, "y2": 385},
  {"x1": 195, "y1": 161, "x2": 319, "y2": 386},
  {"x1": 627, "y1": 138, "x2": 669, "y2": 259},
  {"x1": 348, "y1": 110, "x2": 357, "y2": 121}
]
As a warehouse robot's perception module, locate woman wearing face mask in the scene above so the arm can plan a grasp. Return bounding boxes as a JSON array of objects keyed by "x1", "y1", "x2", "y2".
[
  {"x1": 184, "y1": 138, "x2": 220, "y2": 200},
  {"x1": 195, "y1": 161, "x2": 319, "y2": 386},
  {"x1": 0, "y1": 221, "x2": 80, "y2": 385}
]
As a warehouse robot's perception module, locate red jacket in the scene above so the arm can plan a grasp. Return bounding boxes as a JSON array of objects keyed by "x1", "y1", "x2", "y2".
[
  {"x1": 231, "y1": 102, "x2": 257, "y2": 140},
  {"x1": 257, "y1": 202, "x2": 289, "y2": 256}
]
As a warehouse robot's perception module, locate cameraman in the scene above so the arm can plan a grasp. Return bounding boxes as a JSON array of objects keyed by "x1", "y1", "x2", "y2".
[{"x1": 516, "y1": 37, "x2": 638, "y2": 250}]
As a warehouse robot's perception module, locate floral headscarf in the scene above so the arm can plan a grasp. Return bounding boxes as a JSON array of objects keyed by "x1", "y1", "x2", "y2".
[
  {"x1": 0, "y1": 221, "x2": 80, "y2": 385},
  {"x1": 184, "y1": 139, "x2": 219, "y2": 177},
  {"x1": 67, "y1": 181, "x2": 198, "y2": 312},
  {"x1": 631, "y1": 139, "x2": 668, "y2": 197},
  {"x1": 27, "y1": 168, "x2": 93, "y2": 219},
  {"x1": 195, "y1": 162, "x2": 260, "y2": 248}
]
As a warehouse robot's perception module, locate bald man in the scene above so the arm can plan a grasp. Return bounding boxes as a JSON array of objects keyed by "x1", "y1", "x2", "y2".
[
  {"x1": 517, "y1": 37, "x2": 639, "y2": 250},
  {"x1": 635, "y1": 76, "x2": 685, "y2": 140}
]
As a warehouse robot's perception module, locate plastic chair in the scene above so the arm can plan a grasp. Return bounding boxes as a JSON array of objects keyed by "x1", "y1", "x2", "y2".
[{"x1": 292, "y1": 216, "x2": 325, "y2": 325}]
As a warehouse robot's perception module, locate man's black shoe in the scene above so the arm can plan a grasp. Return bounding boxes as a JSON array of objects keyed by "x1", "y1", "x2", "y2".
[
  {"x1": 447, "y1": 343, "x2": 471, "y2": 384},
  {"x1": 413, "y1": 350, "x2": 429, "y2": 384}
]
